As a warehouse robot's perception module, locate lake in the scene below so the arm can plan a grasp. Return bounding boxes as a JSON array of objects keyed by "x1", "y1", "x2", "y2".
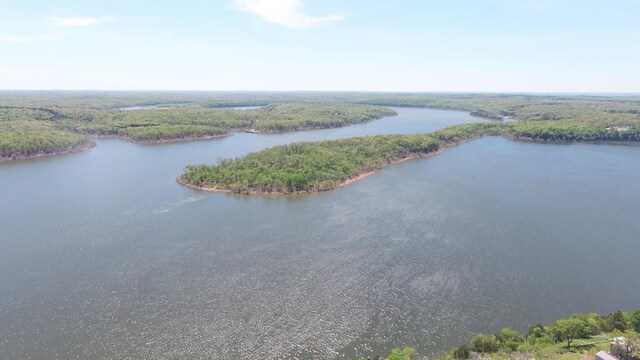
[{"x1": 1, "y1": 107, "x2": 639, "y2": 359}]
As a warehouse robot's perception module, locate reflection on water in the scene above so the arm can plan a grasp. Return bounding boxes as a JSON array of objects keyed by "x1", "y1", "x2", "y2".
[{"x1": 1, "y1": 108, "x2": 639, "y2": 359}]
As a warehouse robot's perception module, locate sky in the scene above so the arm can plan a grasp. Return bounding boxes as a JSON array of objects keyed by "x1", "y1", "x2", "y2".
[{"x1": 1, "y1": 0, "x2": 639, "y2": 92}]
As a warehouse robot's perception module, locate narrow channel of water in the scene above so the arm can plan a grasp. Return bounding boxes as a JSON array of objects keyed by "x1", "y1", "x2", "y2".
[{"x1": 117, "y1": 104, "x2": 173, "y2": 110}]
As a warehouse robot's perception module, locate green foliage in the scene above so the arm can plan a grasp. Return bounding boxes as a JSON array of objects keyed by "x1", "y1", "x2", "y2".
[
  {"x1": 526, "y1": 324, "x2": 551, "y2": 346},
  {"x1": 117, "y1": 124, "x2": 226, "y2": 142},
  {"x1": 570, "y1": 313, "x2": 606, "y2": 335},
  {"x1": 500, "y1": 328, "x2": 522, "y2": 342},
  {"x1": 3, "y1": 92, "x2": 640, "y2": 161},
  {"x1": 386, "y1": 347, "x2": 417, "y2": 360},
  {"x1": 64, "y1": 103, "x2": 393, "y2": 137},
  {"x1": 179, "y1": 111, "x2": 640, "y2": 194},
  {"x1": 0, "y1": 102, "x2": 393, "y2": 159},
  {"x1": 432, "y1": 122, "x2": 504, "y2": 143},
  {"x1": 508, "y1": 120, "x2": 640, "y2": 141},
  {"x1": 251, "y1": 103, "x2": 396, "y2": 132},
  {"x1": 550, "y1": 319, "x2": 591, "y2": 348},
  {"x1": 436, "y1": 309, "x2": 640, "y2": 360},
  {"x1": 0, "y1": 118, "x2": 88, "y2": 159},
  {"x1": 604, "y1": 311, "x2": 629, "y2": 332},
  {"x1": 498, "y1": 328, "x2": 524, "y2": 351},
  {"x1": 504, "y1": 340, "x2": 519, "y2": 352},
  {"x1": 631, "y1": 308, "x2": 640, "y2": 332},
  {"x1": 452, "y1": 345, "x2": 471, "y2": 359},
  {"x1": 181, "y1": 134, "x2": 443, "y2": 193},
  {"x1": 472, "y1": 333, "x2": 500, "y2": 353},
  {"x1": 357, "y1": 93, "x2": 640, "y2": 124}
]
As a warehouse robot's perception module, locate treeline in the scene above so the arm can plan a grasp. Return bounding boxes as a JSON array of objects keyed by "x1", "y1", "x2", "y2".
[
  {"x1": 0, "y1": 103, "x2": 394, "y2": 159},
  {"x1": 0, "y1": 120, "x2": 89, "y2": 159},
  {"x1": 435, "y1": 308, "x2": 640, "y2": 360},
  {"x1": 180, "y1": 134, "x2": 442, "y2": 193},
  {"x1": 178, "y1": 120, "x2": 640, "y2": 194},
  {"x1": 178, "y1": 123, "x2": 503, "y2": 194},
  {"x1": 355, "y1": 93, "x2": 640, "y2": 124},
  {"x1": 55, "y1": 103, "x2": 393, "y2": 137},
  {"x1": 117, "y1": 125, "x2": 227, "y2": 142},
  {"x1": 3, "y1": 92, "x2": 640, "y2": 160},
  {"x1": 442, "y1": 120, "x2": 640, "y2": 143},
  {"x1": 509, "y1": 120, "x2": 640, "y2": 141},
  {"x1": 2, "y1": 92, "x2": 639, "y2": 125},
  {"x1": 251, "y1": 103, "x2": 396, "y2": 132}
]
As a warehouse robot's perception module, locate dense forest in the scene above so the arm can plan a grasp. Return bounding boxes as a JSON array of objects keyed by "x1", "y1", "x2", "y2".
[
  {"x1": 180, "y1": 134, "x2": 443, "y2": 193},
  {"x1": 2, "y1": 92, "x2": 640, "y2": 161},
  {"x1": 249, "y1": 103, "x2": 396, "y2": 132},
  {"x1": 0, "y1": 107, "x2": 91, "y2": 159},
  {"x1": 179, "y1": 119, "x2": 640, "y2": 194},
  {"x1": 0, "y1": 102, "x2": 394, "y2": 159}
]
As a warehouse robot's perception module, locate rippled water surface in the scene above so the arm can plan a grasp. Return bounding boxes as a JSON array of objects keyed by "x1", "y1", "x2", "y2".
[{"x1": 1, "y1": 108, "x2": 639, "y2": 359}]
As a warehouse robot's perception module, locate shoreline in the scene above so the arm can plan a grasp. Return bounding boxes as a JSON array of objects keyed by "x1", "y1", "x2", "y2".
[
  {"x1": 177, "y1": 146, "x2": 448, "y2": 196},
  {"x1": 0, "y1": 108, "x2": 398, "y2": 163},
  {"x1": 175, "y1": 133, "x2": 500, "y2": 196},
  {"x1": 127, "y1": 133, "x2": 231, "y2": 144},
  {"x1": 87, "y1": 133, "x2": 231, "y2": 145},
  {"x1": 0, "y1": 133, "x2": 232, "y2": 163},
  {"x1": 242, "y1": 112, "x2": 399, "y2": 135},
  {"x1": 0, "y1": 140, "x2": 96, "y2": 163},
  {"x1": 176, "y1": 176, "x2": 236, "y2": 193},
  {"x1": 335, "y1": 147, "x2": 447, "y2": 189},
  {"x1": 325, "y1": 132, "x2": 622, "y2": 193}
]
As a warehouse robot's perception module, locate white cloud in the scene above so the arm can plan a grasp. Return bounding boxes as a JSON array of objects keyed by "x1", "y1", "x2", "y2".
[
  {"x1": 48, "y1": 16, "x2": 114, "y2": 27},
  {"x1": 233, "y1": 0, "x2": 344, "y2": 29},
  {"x1": 0, "y1": 33, "x2": 63, "y2": 43}
]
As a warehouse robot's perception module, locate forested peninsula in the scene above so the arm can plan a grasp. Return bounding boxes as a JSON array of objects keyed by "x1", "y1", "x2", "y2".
[
  {"x1": 179, "y1": 118, "x2": 640, "y2": 194},
  {"x1": 172, "y1": 93, "x2": 640, "y2": 194},
  {"x1": 2, "y1": 92, "x2": 640, "y2": 163},
  {"x1": 0, "y1": 102, "x2": 395, "y2": 160}
]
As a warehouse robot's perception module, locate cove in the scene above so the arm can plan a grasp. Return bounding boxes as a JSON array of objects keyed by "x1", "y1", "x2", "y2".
[{"x1": 1, "y1": 108, "x2": 639, "y2": 359}]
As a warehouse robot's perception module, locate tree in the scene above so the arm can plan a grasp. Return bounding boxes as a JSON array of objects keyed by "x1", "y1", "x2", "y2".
[
  {"x1": 453, "y1": 345, "x2": 471, "y2": 360},
  {"x1": 500, "y1": 328, "x2": 522, "y2": 342},
  {"x1": 527, "y1": 324, "x2": 546, "y2": 345},
  {"x1": 472, "y1": 334, "x2": 499, "y2": 353},
  {"x1": 606, "y1": 311, "x2": 628, "y2": 332},
  {"x1": 570, "y1": 313, "x2": 605, "y2": 335},
  {"x1": 386, "y1": 347, "x2": 417, "y2": 360},
  {"x1": 631, "y1": 308, "x2": 640, "y2": 332},
  {"x1": 550, "y1": 318, "x2": 589, "y2": 348}
]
